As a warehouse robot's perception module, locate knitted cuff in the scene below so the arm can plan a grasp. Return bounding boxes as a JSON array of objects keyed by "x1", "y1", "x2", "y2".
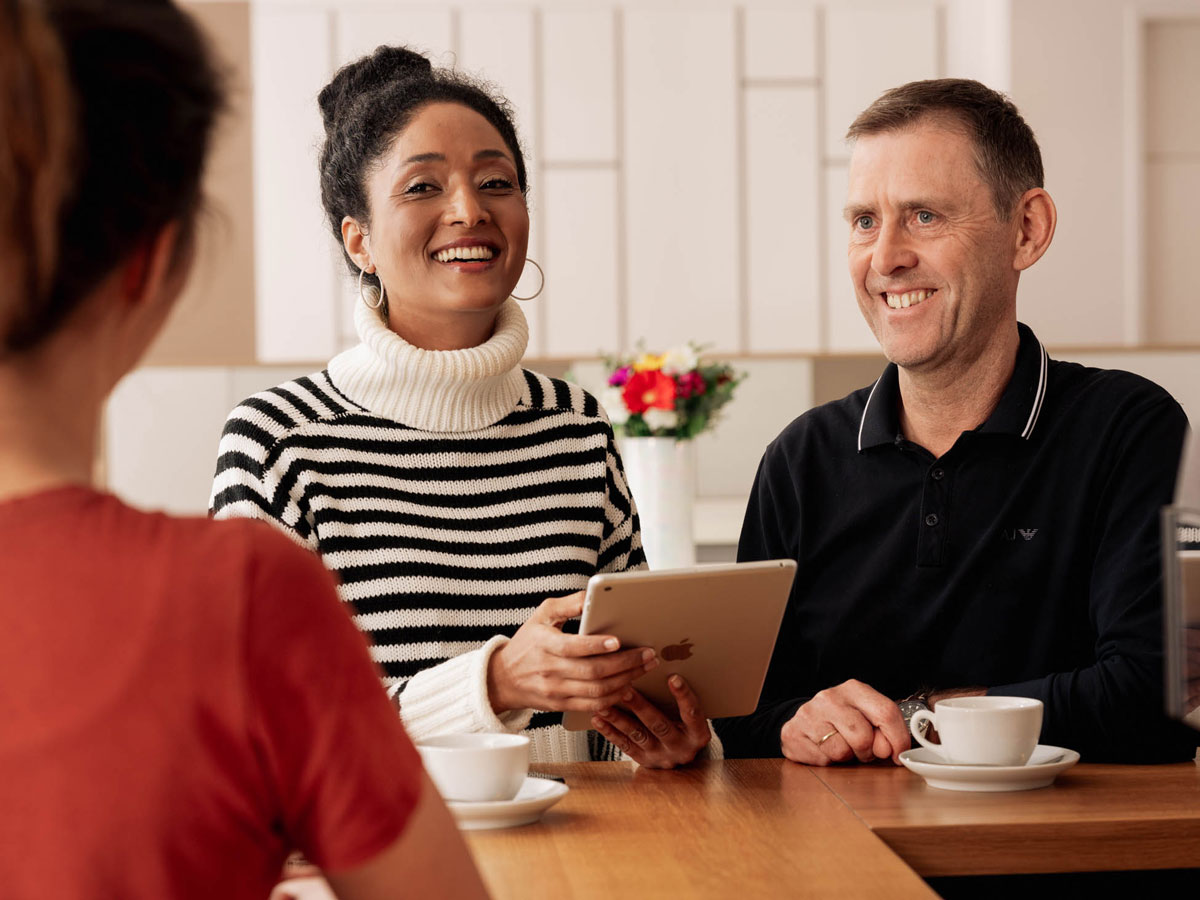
[{"x1": 395, "y1": 636, "x2": 534, "y2": 740}]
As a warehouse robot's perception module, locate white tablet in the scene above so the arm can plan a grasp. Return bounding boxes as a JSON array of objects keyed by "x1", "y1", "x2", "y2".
[{"x1": 562, "y1": 560, "x2": 796, "y2": 731}]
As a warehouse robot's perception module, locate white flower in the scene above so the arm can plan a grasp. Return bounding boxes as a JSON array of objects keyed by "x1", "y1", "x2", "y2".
[
  {"x1": 642, "y1": 407, "x2": 679, "y2": 431},
  {"x1": 601, "y1": 387, "x2": 630, "y2": 425},
  {"x1": 659, "y1": 346, "x2": 699, "y2": 375}
]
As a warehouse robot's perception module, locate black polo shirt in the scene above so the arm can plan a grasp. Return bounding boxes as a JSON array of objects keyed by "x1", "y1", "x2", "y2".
[{"x1": 716, "y1": 323, "x2": 1197, "y2": 762}]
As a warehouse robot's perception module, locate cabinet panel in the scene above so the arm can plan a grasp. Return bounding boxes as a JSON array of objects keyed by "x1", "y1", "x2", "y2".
[
  {"x1": 1147, "y1": 161, "x2": 1200, "y2": 344},
  {"x1": 543, "y1": 170, "x2": 620, "y2": 357},
  {"x1": 252, "y1": 7, "x2": 338, "y2": 362},
  {"x1": 1145, "y1": 21, "x2": 1200, "y2": 157},
  {"x1": 459, "y1": 10, "x2": 538, "y2": 151},
  {"x1": 624, "y1": 9, "x2": 739, "y2": 352},
  {"x1": 336, "y1": 9, "x2": 454, "y2": 68},
  {"x1": 744, "y1": 6, "x2": 817, "y2": 81},
  {"x1": 543, "y1": 10, "x2": 616, "y2": 162},
  {"x1": 106, "y1": 369, "x2": 233, "y2": 515},
  {"x1": 746, "y1": 87, "x2": 820, "y2": 352},
  {"x1": 824, "y1": 3, "x2": 939, "y2": 159}
]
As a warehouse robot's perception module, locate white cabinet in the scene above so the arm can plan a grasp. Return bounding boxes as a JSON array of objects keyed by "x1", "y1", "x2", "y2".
[
  {"x1": 623, "y1": 9, "x2": 740, "y2": 353},
  {"x1": 336, "y1": 9, "x2": 454, "y2": 69},
  {"x1": 251, "y1": 6, "x2": 339, "y2": 363},
  {"x1": 744, "y1": 6, "x2": 818, "y2": 81},
  {"x1": 543, "y1": 170, "x2": 621, "y2": 357},
  {"x1": 542, "y1": 10, "x2": 617, "y2": 163},
  {"x1": 746, "y1": 87, "x2": 821, "y2": 352},
  {"x1": 823, "y1": 3, "x2": 940, "y2": 160}
]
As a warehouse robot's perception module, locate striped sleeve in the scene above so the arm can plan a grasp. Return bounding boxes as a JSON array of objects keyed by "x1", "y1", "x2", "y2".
[
  {"x1": 598, "y1": 425, "x2": 647, "y2": 573},
  {"x1": 209, "y1": 385, "x2": 318, "y2": 552}
]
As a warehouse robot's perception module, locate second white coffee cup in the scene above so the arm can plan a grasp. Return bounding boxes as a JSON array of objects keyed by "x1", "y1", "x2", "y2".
[
  {"x1": 909, "y1": 696, "x2": 1043, "y2": 766},
  {"x1": 416, "y1": 733, "x2": 530, "y2": 802}
]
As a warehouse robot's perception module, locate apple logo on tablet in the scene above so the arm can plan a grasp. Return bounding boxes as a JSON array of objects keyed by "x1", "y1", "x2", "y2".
[{"x1": 661, "y1": 639, "x2": 693, "y2": 661}]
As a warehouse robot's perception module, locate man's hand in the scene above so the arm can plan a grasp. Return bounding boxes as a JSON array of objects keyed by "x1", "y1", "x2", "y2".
[
  {"x1": 590, "y1": 676, "x2": 711, "y2": 769},
  {"x1": 487, "y1": 592, "x2": 657, "y2": 714},
  {"x1": 780, "y1": 679, "x2": 909, "y2": 766}
]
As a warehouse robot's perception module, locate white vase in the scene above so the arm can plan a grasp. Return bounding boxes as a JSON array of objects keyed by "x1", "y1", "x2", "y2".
[{"x1": 618, "y1": 436, "x2": 696, "y2": 570}]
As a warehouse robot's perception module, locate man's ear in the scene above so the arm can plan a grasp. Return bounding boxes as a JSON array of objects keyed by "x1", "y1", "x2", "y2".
[
  {"x1": 342, "y1": 215, "x2": 372, "y2": 271},
  {"x1": 120, "y1": 220, "x2": 184, "y2": 307},
  {"x1": 1012, "y1": 188, "x2": 1056, "y2": 273}
]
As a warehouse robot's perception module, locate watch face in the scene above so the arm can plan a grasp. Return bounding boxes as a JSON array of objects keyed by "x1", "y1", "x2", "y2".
[{"x1": 898, "y1": 700, "x2": 930, "y2": 734}]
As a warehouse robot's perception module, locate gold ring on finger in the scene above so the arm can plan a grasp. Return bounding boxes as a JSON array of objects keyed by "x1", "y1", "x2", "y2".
[{"x1": 816, "y1": 729, "x2": 838, "y2": 746}]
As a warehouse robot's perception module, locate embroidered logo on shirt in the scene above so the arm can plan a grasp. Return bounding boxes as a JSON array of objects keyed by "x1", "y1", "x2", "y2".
[{"x1": 1002, "y1": 528, "x2": 1039, "y2": 542}]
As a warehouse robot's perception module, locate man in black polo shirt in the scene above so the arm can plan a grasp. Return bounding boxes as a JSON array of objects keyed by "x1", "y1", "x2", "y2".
[{"x1": 715, "y1": 79, "x2": 1196, "y2": 764}]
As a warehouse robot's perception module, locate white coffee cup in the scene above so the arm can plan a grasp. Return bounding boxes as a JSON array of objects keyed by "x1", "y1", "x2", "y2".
[
  {"x1": 416, "y1": 733, "x2": 530, "y2": 802},
  {"x1": 909, "y1": 696, "x2": 1043, "y2": 766}
]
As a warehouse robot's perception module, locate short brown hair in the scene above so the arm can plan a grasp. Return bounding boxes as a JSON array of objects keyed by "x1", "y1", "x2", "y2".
[{"x1": 846, "y1": 78, "x2": 1044, "y2": 219}]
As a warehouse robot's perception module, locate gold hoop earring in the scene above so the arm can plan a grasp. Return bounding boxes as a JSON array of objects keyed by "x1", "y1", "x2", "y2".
[
  {"x1": 510, "y1": 258, "x2": 544, "y2": 302},
  {"x1": 358, "y1": 266, "x2": 386, "y2": 310}
]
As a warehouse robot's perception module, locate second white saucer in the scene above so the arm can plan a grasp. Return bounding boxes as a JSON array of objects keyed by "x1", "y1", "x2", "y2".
[
  {"x1": 899, "y1": 743, "x2": 1080, "y2": 792},
  {"x1": 446, "y1": 776, "x2": 569, "y2": 830}
]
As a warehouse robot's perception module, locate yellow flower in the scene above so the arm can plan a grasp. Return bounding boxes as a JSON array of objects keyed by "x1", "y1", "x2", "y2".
[{"x1": 633, "y1": 352, "x2": 667, "y2": 372}]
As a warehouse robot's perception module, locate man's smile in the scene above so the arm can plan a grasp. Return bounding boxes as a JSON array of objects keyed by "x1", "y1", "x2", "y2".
[{"x1": 883, "y1": 289, "x2": 937, "y2": 309}]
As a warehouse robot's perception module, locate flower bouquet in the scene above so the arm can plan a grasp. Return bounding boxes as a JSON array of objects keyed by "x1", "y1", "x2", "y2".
[{"x1": 601, "y1": 344, "x2": 743, "y2": 440}]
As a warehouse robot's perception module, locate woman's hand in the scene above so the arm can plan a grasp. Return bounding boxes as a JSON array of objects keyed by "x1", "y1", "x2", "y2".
[
  {"x1": 590, "y1": 675, "x2": 711, "y2": 769},
  {"x1": 487, "y1": 592, "x2": 657, "y2": 714}
]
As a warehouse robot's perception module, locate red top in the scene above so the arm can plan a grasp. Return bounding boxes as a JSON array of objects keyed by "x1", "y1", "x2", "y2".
[{"x1": 0, "y1": 487, "x2": 421, "y2": 899}]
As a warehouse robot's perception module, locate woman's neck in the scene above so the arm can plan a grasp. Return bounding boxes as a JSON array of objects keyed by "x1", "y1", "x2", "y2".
[
  {"x1": 383, "y1": 304, "x2": 501, "y2": 351},
  {"x1": 0, "y1": 341, "x2": 104, "y2": 502}
]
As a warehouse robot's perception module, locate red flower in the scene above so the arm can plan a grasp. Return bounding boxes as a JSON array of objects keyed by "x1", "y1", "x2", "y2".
[
  {"x1": 623, "y1": 370, "x2": 677, "y2": 414},
  {"x1": 677, "y1": 371, "x2": 706, "y2": 398}
]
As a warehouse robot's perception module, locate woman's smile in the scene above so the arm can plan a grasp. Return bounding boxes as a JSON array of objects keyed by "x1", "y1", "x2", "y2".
[
  {"x1": 347, "y1": 101, "x2": 531, "y2": 349},
  {"x1": 430, "y1": 237, "x2": 501, "y2": 269}
]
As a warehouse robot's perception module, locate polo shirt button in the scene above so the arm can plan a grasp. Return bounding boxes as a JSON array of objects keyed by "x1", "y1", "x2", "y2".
[
  {"x1": 925, "y1": 513, "x2": 939, "y2": 526},
  {"x1": 931, "y1": 468, "x2": 945, "y2": 480}
]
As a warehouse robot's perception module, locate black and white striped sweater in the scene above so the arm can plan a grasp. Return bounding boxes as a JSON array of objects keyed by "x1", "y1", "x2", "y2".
[{"x1": 209, "y1": 300, "x2": 645, "y2": 762}]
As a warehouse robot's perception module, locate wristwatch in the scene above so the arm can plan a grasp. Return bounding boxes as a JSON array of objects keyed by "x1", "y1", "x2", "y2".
[{"x1": 897, "y1": 688, "x2": 934, "y2": 738}]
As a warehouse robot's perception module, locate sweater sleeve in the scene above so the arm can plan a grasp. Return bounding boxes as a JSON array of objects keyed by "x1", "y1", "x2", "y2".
[
  {"x1": 388, "y1": 636, "x2": 535, "y2": 740},
  {"x1": 598, "y1": 427, "x2": 648, "y2": 573},
  {"x1": 989, "y1": 394, "x2": 1197, "y2": 762},
  {"x1": 209, "y1": 397, "x2": 318, "y2": 552}
]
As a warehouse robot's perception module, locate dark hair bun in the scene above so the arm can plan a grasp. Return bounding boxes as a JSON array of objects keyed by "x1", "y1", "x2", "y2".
[{"x1": 318, "y1": 46, "x2": 432, "y2": 133}]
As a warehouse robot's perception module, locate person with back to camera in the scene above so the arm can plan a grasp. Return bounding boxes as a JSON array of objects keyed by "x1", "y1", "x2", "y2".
[
  {"x1": 0, "y1": 1, "x2": 487, "y2": 897},
  {"x1": 210, "y1": 45, "x2": 714, "y2": 768}
]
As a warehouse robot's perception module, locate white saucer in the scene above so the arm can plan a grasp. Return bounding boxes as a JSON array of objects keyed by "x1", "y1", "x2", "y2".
[
  {"x1": 447, "y1": 776, "x2": 569, "y2": 830},
  {"x1": 899, "y1": 744, "x2": 1080, "y2": 792}
]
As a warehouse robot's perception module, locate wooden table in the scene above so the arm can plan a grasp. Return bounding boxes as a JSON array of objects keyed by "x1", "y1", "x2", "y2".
[
  {"x1": 464, "y1": 759, "x2": 1200, "y2": 898},
  {"x1": 466, "y1": 760, "x2": 937, "y2": 899},
  {"x1": 813, "y1": 760, "x2": 1200, "y2": 877}
]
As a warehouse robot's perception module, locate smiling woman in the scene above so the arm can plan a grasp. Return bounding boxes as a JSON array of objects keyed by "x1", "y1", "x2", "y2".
[{"x1": 210, "y1": 46, "x2": 716, "y2": 770}]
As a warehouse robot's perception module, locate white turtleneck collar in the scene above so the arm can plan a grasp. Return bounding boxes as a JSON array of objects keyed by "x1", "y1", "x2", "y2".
[{"x1": 327, "y1": 298, "x2": 529, "y2": 432}]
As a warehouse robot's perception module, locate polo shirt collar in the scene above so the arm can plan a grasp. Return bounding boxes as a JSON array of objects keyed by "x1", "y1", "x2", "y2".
[{"x1": 857, "y1": 322, "x2": 1049, "y2": 452}]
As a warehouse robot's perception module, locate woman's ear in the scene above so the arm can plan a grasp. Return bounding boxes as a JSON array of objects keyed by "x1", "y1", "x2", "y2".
[
  {"x1": 1012, "y1": 188, "x2": 1057, "y2": 273},
  {"x1": 342, "y1": 215, "x2": 373, "y2": 271},
  {"x1": 120, "y1": 220, "x2": 185, "y2": 307}
]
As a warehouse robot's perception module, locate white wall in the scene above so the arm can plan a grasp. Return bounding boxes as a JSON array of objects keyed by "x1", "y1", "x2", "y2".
[
  {"x1": 107, "y1": 0, "x2": 1200, "y2": 529},
  {"x1": 248, "y1": 0, "x2": 948, "y2": 362}
]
